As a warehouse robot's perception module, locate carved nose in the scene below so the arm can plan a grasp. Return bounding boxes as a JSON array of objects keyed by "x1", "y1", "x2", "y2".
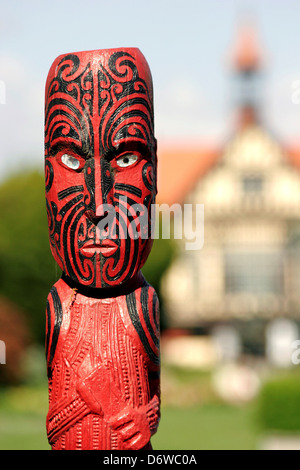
[{"x1": 85, "y1": 210, "x2": 108, "y2": 226}]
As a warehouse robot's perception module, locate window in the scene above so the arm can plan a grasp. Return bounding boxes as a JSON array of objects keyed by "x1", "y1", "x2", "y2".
[
  {"x1": 225, "y1": 248, "x2": 283, "y2": 295},
  {"x1": 242, "y1": 175, "x2": 264, "y2": 194}
]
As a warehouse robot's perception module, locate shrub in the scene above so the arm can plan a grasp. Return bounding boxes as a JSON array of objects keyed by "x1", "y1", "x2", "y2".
[{"x1": 257, "y1": 374, "x2": 300, "y2": 431}]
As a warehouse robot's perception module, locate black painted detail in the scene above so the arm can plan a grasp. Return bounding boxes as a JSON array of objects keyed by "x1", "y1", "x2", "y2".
[
  {"x1": 142, "y1": 162, "x2": 153, "y2": 191},
  {"x1": 100, "y1": 158, "x2": 114, "y2": 203},
  {"x1": 46, "y1": 301, "x2": 51, "y2": 359},
  {"x1": 140, "y1": 287, "x2": 159, "y2": 348},
  {"x1": 45, "y1": 54, "x2": 94, "y2": 155},
  {"x1": 45, "y1": 159, "x2": 54, "y2": 192},
  {"x1": 115, "y1": 183, "x2": 142, "y2": 199},
  {"x1": 58, "y1": 185, "x2": 85, "y2": 201},
  {"x1": 48, "y1": 286, "x2": 63, "y2": 368},
  {"x1": 126, "y1": 290, "x2": 159, "y2": 366},
  {"x1": 148, "y1": 370, "x2": 160, "y2": 380}
]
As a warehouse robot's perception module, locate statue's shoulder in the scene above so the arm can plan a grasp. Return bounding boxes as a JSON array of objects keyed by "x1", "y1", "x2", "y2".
[
  {"x1": 116, "y1": 279, "x2": 160, "y2": 368},
  {"x1": 45, "y1": 278, "x2": 77, "y2": 369},
  {"x1": 131, "y1": 279, "x2": 160, "y2": 324},
  {"x1": 46, "y1": 277, "x2": 75, "y2": 307}
]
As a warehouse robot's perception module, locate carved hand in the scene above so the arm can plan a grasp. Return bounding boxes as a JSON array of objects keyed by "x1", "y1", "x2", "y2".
[
  {"x1": 110, "y1": 395, "x2": 160, "y2": 450},
  {"x1": 110, "y1": 405, "x2": 151, "y2": 450}
]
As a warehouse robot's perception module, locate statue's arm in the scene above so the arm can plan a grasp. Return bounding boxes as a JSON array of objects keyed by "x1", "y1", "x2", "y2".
[{"x1": 110, "y1": 284, "x2": 161, "y2": 449}]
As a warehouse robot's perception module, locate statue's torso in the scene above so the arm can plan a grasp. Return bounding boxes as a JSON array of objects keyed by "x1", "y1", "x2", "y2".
[{"x1": 45, "y1": 277, "x2": 160, "y2": 450}]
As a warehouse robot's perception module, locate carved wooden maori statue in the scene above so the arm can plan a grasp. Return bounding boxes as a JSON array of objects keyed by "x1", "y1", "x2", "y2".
[{"x1": 44, "y1": 48, "x2": 160, "y2": 450}]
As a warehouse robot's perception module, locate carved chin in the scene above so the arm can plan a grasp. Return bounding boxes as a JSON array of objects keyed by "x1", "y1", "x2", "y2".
[{"x1": 54, "y1": 235, "x2": 151, "y2": 289}]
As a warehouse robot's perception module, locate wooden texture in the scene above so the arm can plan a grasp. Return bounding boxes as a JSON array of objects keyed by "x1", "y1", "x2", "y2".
[{"x1": 44, "y1": 48, "x2": 160, "y2": 450}]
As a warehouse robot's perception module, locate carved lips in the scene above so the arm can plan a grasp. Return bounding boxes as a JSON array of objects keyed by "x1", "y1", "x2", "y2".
[{"x1": 81, "y1": 239, "x2": 119, "y2": 257}]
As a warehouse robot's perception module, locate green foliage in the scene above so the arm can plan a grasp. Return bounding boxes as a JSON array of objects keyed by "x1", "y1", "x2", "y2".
[
  {"x1": 0, "y1": 170, "x2": 58, "y2": 344},
  {"x1": 142, "y1": 214, "x2": 177, "y2": 330},
  {"x1": 257, "y1": 373, "x2": 300, "y2": 431},
  {"x1": 142, "y1": 238, "x2": 175, "y2": 292}
]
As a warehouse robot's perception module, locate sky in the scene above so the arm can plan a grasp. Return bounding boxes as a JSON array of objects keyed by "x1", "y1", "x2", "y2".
[{"x1": 1, "y1": 0, "x2": 300, "y2": 179}]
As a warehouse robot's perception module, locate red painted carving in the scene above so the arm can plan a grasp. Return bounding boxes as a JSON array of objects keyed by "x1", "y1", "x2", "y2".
[{"x1": 44, "y1": 48, "x2": 160, "y2": 450}]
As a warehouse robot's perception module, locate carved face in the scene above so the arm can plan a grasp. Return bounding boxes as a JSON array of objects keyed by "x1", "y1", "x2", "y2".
[{"x1": 45, "y1": 48, "x2": 157, "y2": 288}]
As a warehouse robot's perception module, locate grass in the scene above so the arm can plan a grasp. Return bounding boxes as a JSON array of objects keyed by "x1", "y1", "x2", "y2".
[
  {"x1": 0, "y1": 383, "x2": 50, "y2": 450},
  {"x1": 152, "y1": 404, "x2": 257, "y2": 450},
  {"x1": 0, "y1": 404, "x2": 258, "y2": 451},
  {"x1": 0, "y1": 412, "x2": 49, "y2": 450},
  {"x1": 0, "y1": 402, "x2": 258, "y2": 451},
  {"x1": 0, "y1": 382, "x2": 258, "y2": 450}
]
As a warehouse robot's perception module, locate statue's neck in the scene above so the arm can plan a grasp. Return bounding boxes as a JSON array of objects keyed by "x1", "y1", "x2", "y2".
[{"x1": 61, "y1": 271, "x2": 146, "y2": 299}]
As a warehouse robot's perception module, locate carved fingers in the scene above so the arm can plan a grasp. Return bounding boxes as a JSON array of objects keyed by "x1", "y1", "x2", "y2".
[{"x1": 110, "y1": 405, "x2": 151, "y2": 450}]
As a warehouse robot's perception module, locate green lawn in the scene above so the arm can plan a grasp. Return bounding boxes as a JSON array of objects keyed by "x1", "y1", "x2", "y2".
[
  {"x1": 152, "y1": 404, "x2": 257, "y2": 450},
  {"x1": 0, "y1": 384, "x2": 50, "y2": 450},
  {"x1": 0, "y1": 365, "x2": 260, "y2": 450},
  {"x1": 0, "y1": 391, "x2": 258, "y2": 450},
  {"x1": 0, "y1": 412, "x2": 50, "y2": 450}
]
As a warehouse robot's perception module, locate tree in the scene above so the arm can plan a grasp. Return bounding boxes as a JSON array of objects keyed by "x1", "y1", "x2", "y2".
[
  {"x1": 0, "y1": 170, "x2": 57, "y2": 344},
  {"x1": 142, "y1": 213, "x2": 177, "y2": 330}
]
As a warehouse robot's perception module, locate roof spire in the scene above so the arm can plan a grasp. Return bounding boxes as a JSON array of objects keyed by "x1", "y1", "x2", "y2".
[
  {"x1": 229, "y1": 18, "x2": 265, "y2": 130},
  {"x1": 231, "y1": 20, "x2": 263, "y2": 73}
]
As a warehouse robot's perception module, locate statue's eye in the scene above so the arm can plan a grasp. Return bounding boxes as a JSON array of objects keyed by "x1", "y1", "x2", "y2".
[
  {"x1": 61, "y1": 154, "x2": 80, "y2": 170},
  {"x1": 116, "y1": 154, "x2": 138, "y2": 168}
]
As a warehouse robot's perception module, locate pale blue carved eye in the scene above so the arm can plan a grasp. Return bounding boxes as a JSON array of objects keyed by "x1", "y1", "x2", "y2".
[
  {"x1": 116, "y1": 154, "x2": 138, "y2": 168},
  {"x1": 61, "y1": 154, "x2": 80, "y2": 170}
]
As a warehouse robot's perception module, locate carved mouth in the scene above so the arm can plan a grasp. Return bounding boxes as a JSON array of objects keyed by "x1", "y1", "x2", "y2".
[{"x1": 81, "y1": 239, "x2": 118, "y2": 257}]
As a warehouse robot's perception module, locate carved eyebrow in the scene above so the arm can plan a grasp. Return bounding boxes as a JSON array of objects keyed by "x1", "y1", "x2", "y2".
[
  {"x1": 49, "y1": 142, "x2": 91, "y2": 159},
  {"x1": 49, "y1": 141, "x2": 154, "y2": 162},
  {"x1": 106, "y1": 141, "x2": 152, "y2": 162}
]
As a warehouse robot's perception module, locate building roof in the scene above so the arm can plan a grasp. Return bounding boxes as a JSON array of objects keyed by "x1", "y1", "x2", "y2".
[
  {"x1": 285, "y1": 144, "x2": 300, "y2": 170},
  {"x1": 157, "y1": 142, "x2": 221, "y2": 205},
  {"x1": 157, "y1": 138, "x2": 300, "y2": 206}
]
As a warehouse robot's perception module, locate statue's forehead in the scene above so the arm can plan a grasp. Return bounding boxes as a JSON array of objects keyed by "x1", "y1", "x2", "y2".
[
  {"x1": 46, "y1": 47, "x2": 153, "y2": 95},
  {"x1": 45, "y1": 48, "x2": 155, "y2": 157}
]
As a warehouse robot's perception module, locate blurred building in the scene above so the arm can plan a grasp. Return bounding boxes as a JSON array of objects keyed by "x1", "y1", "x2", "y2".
[{"x1": 158, "y1": 24, "x2": 300, "y2": 358}]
